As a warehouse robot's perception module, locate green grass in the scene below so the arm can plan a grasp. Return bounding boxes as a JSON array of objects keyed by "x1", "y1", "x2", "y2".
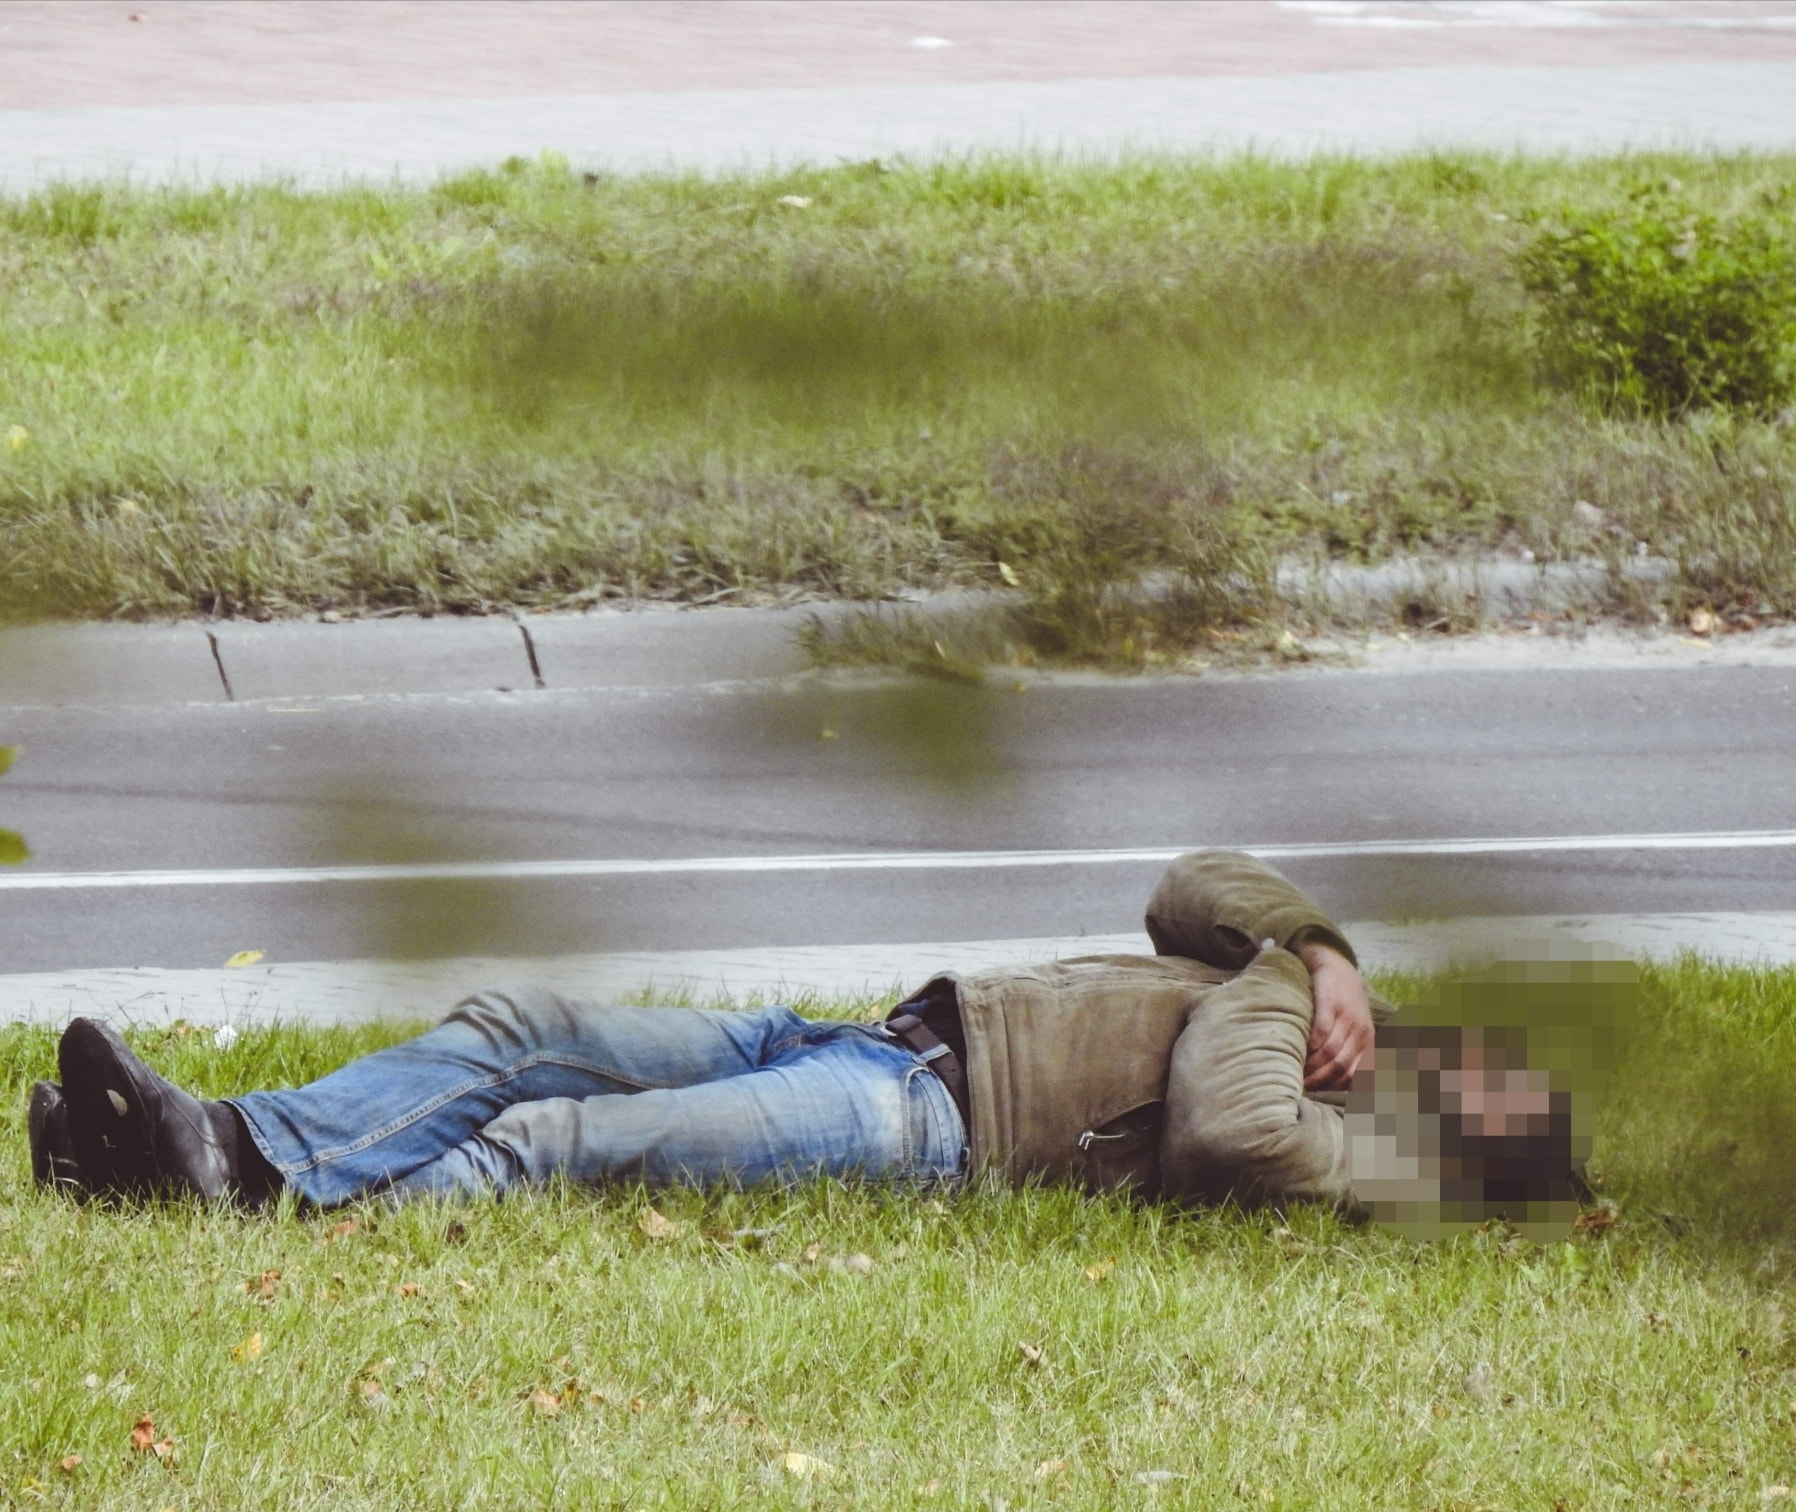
[
  {"x1": 1, "y1": 152, "x2": 1794, "y2": 654},
  {"x1": 2, "y1": 962, "x2": 1794, "y2": 1508}
]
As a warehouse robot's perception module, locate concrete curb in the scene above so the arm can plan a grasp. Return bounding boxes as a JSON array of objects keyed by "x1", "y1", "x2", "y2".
[
  {"x1": 0, "y1": 604, "x2": 834, "y2": 710},
  {"x1": 4, "y1": 912, "x2": 1792, "y2": 1029},
  {"x1": 6, "y1": 559, "x2": 1791, "y2": 710}
]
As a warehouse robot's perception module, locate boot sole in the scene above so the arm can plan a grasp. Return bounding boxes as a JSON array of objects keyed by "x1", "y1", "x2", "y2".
[{"x1": 57, "y1": 1018, "x2": 153, "y2": 1197}]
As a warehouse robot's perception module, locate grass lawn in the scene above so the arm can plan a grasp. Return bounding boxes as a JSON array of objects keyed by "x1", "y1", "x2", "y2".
[
  {"x1": 1, "y1": 153, "x2": 1793, "y2": 660},
  {"x1": 1, "y1": 961, "x2": 1793, "y2": 1508}
]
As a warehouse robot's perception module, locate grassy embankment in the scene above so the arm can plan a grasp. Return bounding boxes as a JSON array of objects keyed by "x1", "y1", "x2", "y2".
[
  {"x1": 1, "y1": 961, "x2": 1793, "y2": 1508},
  {"x1": 1, "y1": 154, "x2": 1793, "y2": 666}
]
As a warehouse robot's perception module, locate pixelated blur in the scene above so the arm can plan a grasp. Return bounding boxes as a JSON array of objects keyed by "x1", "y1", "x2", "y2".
[{"x1": 1348, "y1": 945, "x2": 1637, "y2": 1239}]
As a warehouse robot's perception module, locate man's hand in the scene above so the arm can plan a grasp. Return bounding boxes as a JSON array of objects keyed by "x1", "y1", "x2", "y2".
[{"x1": 1295, "y1": 940, "x2": 1373, "y2": 1092}]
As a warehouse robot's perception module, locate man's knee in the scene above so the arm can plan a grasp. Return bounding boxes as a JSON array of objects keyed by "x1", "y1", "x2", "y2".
[{"x1": 443, "y1": 983, "x2": 583, "y2": 1049}]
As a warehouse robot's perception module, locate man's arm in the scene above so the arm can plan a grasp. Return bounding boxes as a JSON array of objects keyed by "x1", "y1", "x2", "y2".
[
  {"x1": 1143, "y1": 851, "x2": 1378, "y2": 1091},
  {"x1": 1144, "y1": 850, "x2": 1359, "y2": 973},
  {"x1": 1158, "y1": 948, "x2": 1352, "y2": 1209},
  {"x1": 1295, "y1": 940, "x2": 1374, "y2": 1093}
]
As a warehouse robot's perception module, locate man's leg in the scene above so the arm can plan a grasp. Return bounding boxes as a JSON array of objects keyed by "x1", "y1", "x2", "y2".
[
  {"x1": 389, "y1": 1017, "x2": 967, "y2": 1201},
  {"x1": 228, "y1": 988, "x2": 821, "y2": 1207}
]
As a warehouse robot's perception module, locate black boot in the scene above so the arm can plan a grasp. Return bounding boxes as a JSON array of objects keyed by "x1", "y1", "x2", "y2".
[
  {"x1": 58, "y1": 1018, "x2": 235, "y2": 1200},
  {"x1": 27, "y1": 1081, "x2": 83, "y2": 1193}
]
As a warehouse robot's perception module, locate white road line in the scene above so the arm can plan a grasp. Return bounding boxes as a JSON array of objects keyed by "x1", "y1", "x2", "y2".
[{"x1": 3, "y1": 830, "x2": 1795, "y2": 892}]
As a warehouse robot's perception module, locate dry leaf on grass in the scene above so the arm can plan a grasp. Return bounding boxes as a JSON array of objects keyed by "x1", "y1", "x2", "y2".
[
  {"x1": 129, "y1": 1414, "x2": 174, "y2": 1459},
  {"x1": 232, "y1": 1332, "x2": 264, "y2": 1364},
  {"x1": 1575, "y1": 1204, "x2": 1621, "y2": 1234},
  {"x1": 1018, "y1": 1341, "x2": 1046, "y2": 1367},
  {"x1": 1083, "y1": 1256, "x2": 1116, "y2": 1282},
  {"x1": 527, "y1": 1388, "x2": 564, "y2": 1418},
  {"x1": 56, "y1": 1455, "x2": 81, "y2": 1474},
  {"x1": 1033, "y1": 1458, "x2": 1068, "y2": 1480},
  {"x1": 326, "y1": 1219, "x2": 359, "y2": 1241},
  {"x1": 636, "y1": 1207, "x2": 685, "y2": 1242},
  {"x1": 394, "y1": 1282, "x2": 422, "y2": 1298},
  {"x1": 778, "y1": 1452, "x2": 838, "y2": 1481},
  {"x1": 243, "y1": 1268, "x2": 281, "y2": 1299},
  {"x1": 1270, "y1": 1225, "x2": 1308, "y2": 1258}
]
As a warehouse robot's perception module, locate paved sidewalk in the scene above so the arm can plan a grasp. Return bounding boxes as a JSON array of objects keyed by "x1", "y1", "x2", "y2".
[
  {"x1": 4, "y1": 2, "x2": 1796, "y2": 188},
  {"x1": 7, "y1": 60, "x2": 1796, "y2": 190},
  {"x1": 3, "y1": 912, "x2": 1791, "y2": 1028}
]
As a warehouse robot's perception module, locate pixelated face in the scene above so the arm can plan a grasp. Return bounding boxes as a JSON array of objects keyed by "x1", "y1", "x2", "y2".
[{"x1": 1343, "y1": 1034, "x2": 1566, "y2": 1236}]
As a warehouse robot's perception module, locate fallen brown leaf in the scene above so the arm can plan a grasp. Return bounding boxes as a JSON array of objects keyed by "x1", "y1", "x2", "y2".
[
  {"x1": 129, "y1": 1414, "x2": 173, "y2": 1460},
  {"x1": 395, "y1": 1282, "x2": 422, "y2": 1298},
  {"x1": 232, "y1": 1331, "x2": 264, "y2": 1363},
  {"x1": 527, "y1": 1387, "x2": 563, "y2": 1418},
  {"x1": 636, "y1": 1207, "x2": 685, "y2": 1242},
  {"x1": 1083, "y1": 1256, "x2": 1116, "y2": 1283},
  {"x1": 326, "y1": 1219, "x2": 359, "y2": 1241},
  {"x1": 1575, "y1": 1205, "x2": 1621, "y2": 1234},
  {"x1": 1019, "y1": 1341, "x2": 1046, "y2": 1367},
  {"x1": 57, "y1": 1455, "x2": 81, "y2": 1474}
]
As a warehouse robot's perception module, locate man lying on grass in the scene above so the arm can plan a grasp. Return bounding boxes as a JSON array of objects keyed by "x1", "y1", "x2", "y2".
[{"x1": 27, "y1": 851, "x2": 1578, "y2": 1229}]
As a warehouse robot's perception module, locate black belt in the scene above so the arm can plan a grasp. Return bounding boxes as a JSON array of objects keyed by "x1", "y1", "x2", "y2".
[{"x1": 884, "y1": 1011, "x2": 971, "y2": 1133}]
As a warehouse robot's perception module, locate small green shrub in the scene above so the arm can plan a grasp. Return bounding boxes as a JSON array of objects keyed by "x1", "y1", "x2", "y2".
[{"x1": 1517, "y1": 185, "x2": 1796, "y2": 417}]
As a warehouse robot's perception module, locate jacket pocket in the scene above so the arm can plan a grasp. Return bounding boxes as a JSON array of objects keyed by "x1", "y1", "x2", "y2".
[{"x1": 1071, "y1": 1099, "x2": 1164, "y2": 1195}]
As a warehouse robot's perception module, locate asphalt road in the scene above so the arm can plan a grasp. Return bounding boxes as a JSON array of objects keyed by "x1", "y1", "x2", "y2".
[{"x1": 4, "y1": 660, "x2": 1793, "y2": 974}]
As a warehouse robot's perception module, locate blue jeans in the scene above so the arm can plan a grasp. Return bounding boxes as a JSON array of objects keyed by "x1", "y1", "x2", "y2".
[{"x1": 229, "y1": 987, "x2": 967, "y2": 1207}]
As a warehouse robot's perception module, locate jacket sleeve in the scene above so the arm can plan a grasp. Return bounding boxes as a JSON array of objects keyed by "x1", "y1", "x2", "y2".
[
  {"x1": 1158, "y1": 948, "x2": 1352, "y2": 1209},
  {"x1": 1144, "y1": 850, "x2": 1358, "y2": 972}
]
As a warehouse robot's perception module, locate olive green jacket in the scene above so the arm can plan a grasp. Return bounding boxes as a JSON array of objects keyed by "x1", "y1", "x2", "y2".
[{"x1": 919, "y1": 850, "x2": 1392, "y2": 1207}]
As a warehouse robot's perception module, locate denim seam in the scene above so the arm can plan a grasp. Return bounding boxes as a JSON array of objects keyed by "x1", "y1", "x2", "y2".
[
  {"x1": 271, "y1": 1052, "x2": 662, "y2": 1174},
  {"x1": 900, "y1": 1065, "x2": 921, "y2": 1180},
  {"x1": 922, "y1": 1065, "x2": 953, "y2": 1182}
]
